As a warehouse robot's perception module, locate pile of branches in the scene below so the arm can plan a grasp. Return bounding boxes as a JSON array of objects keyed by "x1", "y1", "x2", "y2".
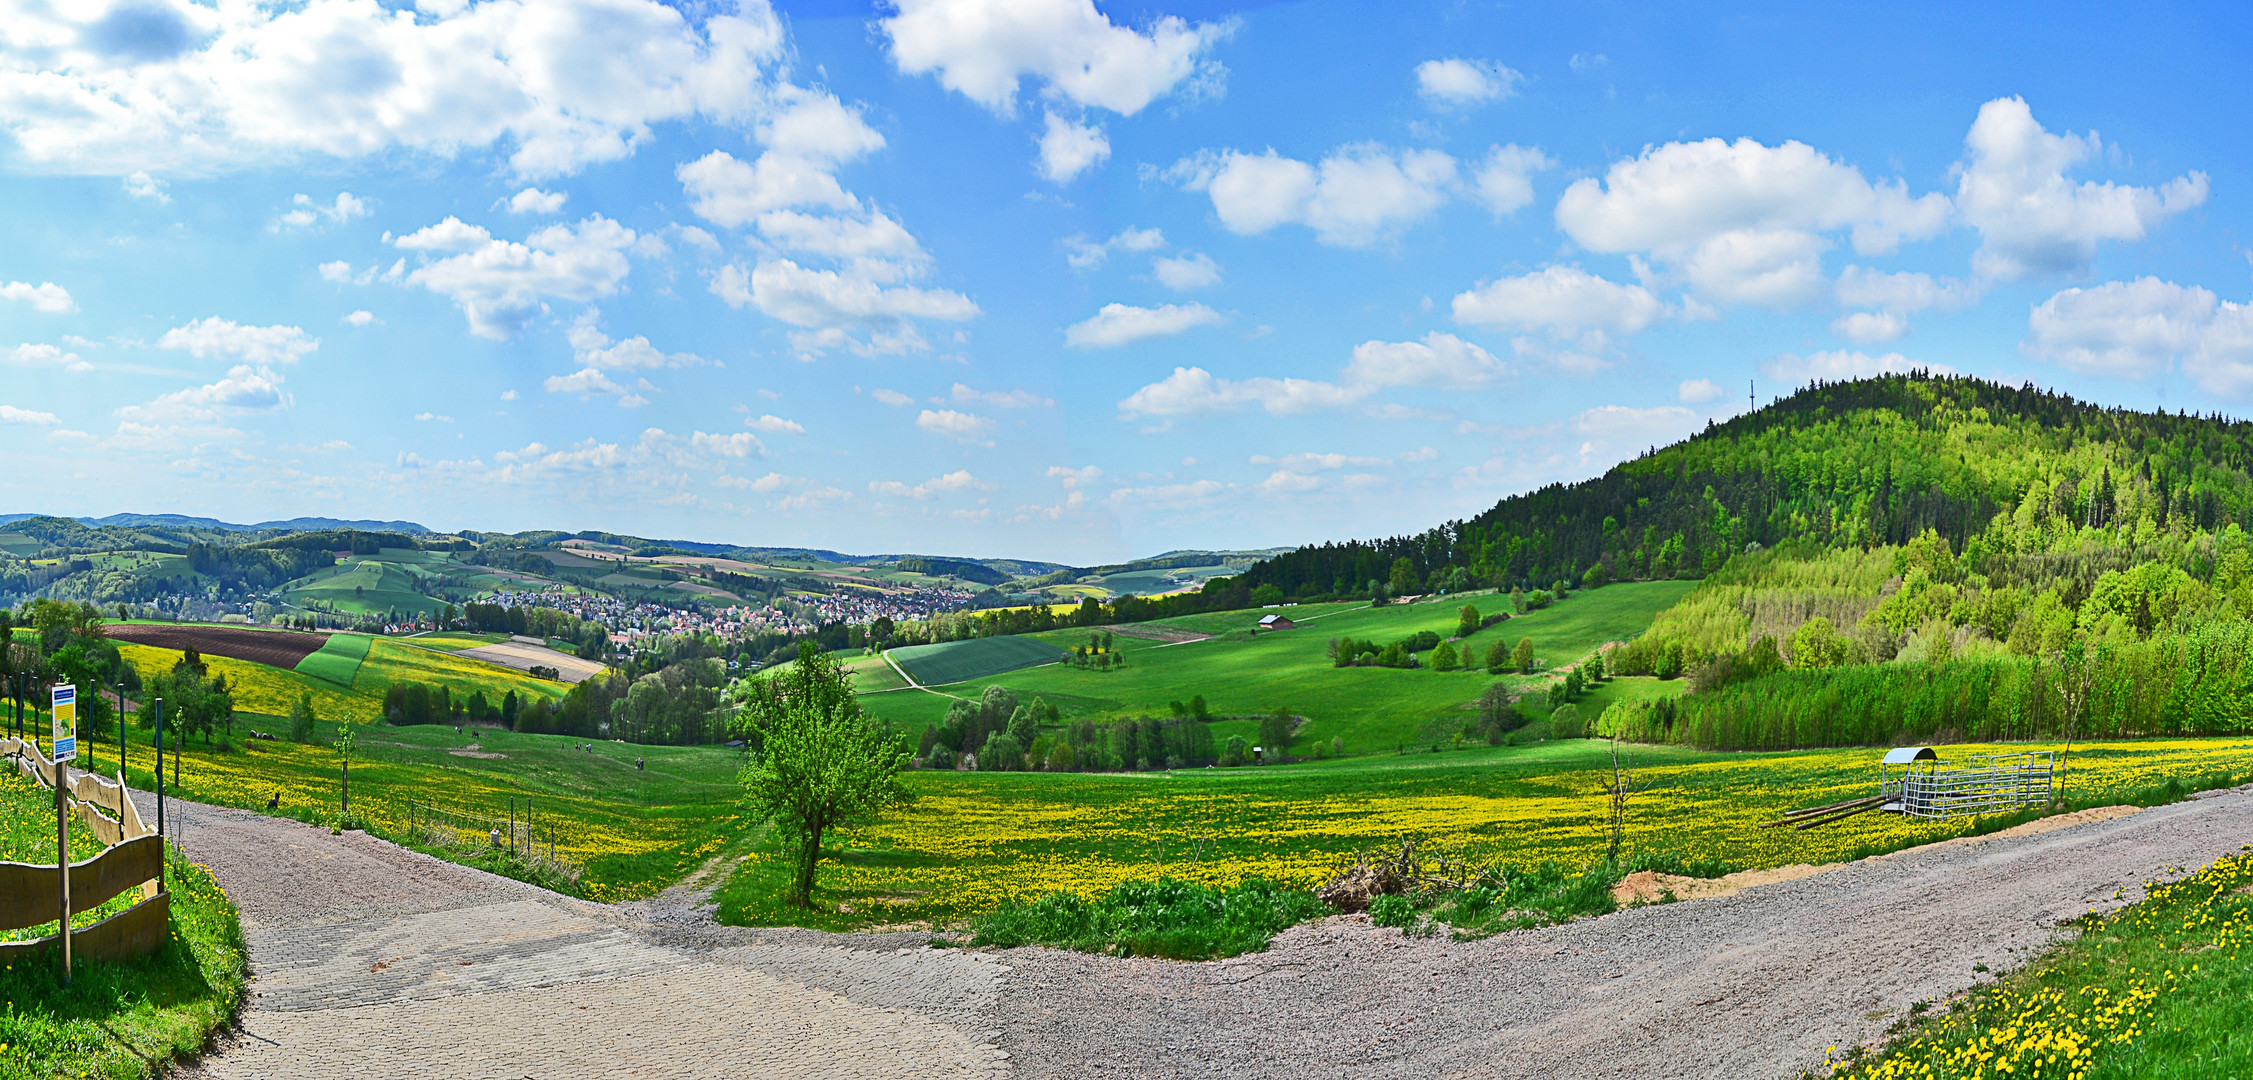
[{"x1": 1315, "y1": 836, "x2": 1492, "y2": 912}]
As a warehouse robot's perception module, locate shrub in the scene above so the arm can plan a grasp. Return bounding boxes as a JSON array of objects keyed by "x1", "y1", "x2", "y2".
[
  {"x1": 1430, "y1": 640, "x2": 1459, "y2": 671},
  {"x1": 1457, "y1": 604, "x2": 1480, "y2": 638},
  {"x1": 1484, "y1": 639, "x2": 1512, "y2": 674},
  {"x1": 288, "y1": 692, "x2": 317, "y2": 743},
  {"x1": 1220, "y1": 735, "x2": 1248, "y2": 766},
  {"x1": 1511, "y1": 637, "x2": 1535, "y2": 673},
  {"x1": 1368, "y1": 894, "x2": 1417, "y2": 929}
]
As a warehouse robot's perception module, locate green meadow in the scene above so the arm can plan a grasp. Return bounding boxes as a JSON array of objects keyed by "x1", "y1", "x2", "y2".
[
  {"x1": 854, "y1": 581, "x2": 1696, "y2": 754},
  {"x1": 889, "y1": 635, "x2": 1066, "y2": 685}
]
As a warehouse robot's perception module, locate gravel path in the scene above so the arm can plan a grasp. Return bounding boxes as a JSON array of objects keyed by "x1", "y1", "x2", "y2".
[
  {"x1": 994, "y1": 783, "x2": 2253, "y2": 1079},
  {"x1": 147, "y1": 783, "x2": 2253, "y2": 1078},
  {"x1": 155, "y1": 797, "x2": 1010, "y2": 1080}
]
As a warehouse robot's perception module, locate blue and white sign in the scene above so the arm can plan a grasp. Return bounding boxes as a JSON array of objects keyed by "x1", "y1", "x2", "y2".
[{"x1": 51, "y1": 684, "x2": 75, "y2": 763}]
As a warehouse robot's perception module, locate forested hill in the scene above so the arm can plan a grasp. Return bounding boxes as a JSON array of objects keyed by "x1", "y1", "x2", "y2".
[{"x1": 1240, "y1": 374, "x2": 2253, "y2": 598}]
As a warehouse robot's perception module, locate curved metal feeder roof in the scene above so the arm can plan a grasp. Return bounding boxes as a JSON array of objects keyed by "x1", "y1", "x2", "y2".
[{"x1": 1881, "y1": 746, "x2": 1940, "y2": 765}]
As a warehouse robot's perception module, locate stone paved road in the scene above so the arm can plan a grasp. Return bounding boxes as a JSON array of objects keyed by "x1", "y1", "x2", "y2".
[{"x1": 158, "y1": 798, "x2": 1009, "y2": 1080}]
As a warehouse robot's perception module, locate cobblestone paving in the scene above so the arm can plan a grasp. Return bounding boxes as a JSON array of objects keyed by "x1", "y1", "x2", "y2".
[{"x1": 160, "y1": 799, "x2": 1008, "y2": 1080}]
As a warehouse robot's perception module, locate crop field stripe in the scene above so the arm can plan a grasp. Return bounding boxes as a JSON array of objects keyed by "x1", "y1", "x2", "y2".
[
  {"x1": 294, "y1": 632, "x2": 375, "y2": 686},
  {"x1": 890, "y1": 636, "x2": 1068, "y2": 685},
  {"x1": 106, "y1": 623, "x2": 331, "y2": 667}
]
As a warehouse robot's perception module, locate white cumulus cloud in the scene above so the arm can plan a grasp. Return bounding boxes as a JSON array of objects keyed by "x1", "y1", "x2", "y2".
[
  {"x1": 0, "y1": 0, "x2": 788, "y2": 179},
  {"x1": 0, "y1": 405, "x2": 59, "y2": 425},
  {"x1": 1170, "y1": 144, "x2": 1459, "y2": 247},
  {"x1": 1064, "y1": 302, "x2": 1223, "y2": 348},
  {"x1": 505, "y1": 188, "x2": 569, "y2": 215},
  {"x1": 1415, "y1": 58, "x2": 1521, "y2": 108},
  {"x1": 1036, "y1": 111, "x2": 1109, "y2": 183},
  {"x1": 2020, "y1": 277, "x2": 2253, "y2": 397},
  {"x1": 1116, "y1": 367, "x2": 1369, "y2": 419},
  {"x1": 1833, "y1": 311, "x2": 1909, "y2": 343},
  {"x1": 1, "y1": 281, "x2": 75, "y2": 313},
  {"x1": 916, "y1": 408, "x2": 996, "y2": 444},
  {"x1": 8, "y1": 343, "x2": 90, "y2": 373},
  {"x1": 1556, "y1": 134, "x2": 1947, "y2": 305},
  {"x1": 1678, "y1": 378, "x2": 1726, "y2": 405},
  {"x1": 396, "y1": 215, "x2": 637, "y2": 339},
  {"x1": 1955, "y1": 97, "x2": 2207, "y2": 280},
  {"x1": 1151, "y1": 251, "x2": 1221, "y2": 291},
  {"x1": 1341, "y1": 332, "x2": 1508, "y2": 389},
  {"x1": 1451, "y1": 265, "x2": 1665, "y2": 372},
  {"x1": 1469, "y1": 144, "x2": 1554, "y2": 217},
  {"x1": 870, "y1": 469, "x2": 987, "y2": 499},
  {"x1": 1067, "y1": 225, "x2": 1164, "y2": 269},
  {"x1": 157, "y1": 317, "x2": 319, "y2": 364},
  {"x1": 881, "y1": 0, "x2": 1230, "y2": 117},
  {"x1": 744, "y1": 414, "x2": 806, "y2": 434},
  {"x1": 277, "y1": 191, "x2": 369, "y2": 229}
]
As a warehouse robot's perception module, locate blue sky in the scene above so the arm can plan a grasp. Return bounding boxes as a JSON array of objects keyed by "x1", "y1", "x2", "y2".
[{"x1": 1, "y1": 0, "x2": 2247, "y2": 563}]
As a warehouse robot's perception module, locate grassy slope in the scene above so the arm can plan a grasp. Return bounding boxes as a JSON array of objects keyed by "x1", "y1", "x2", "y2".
[
  {"x1": 292, "y1": 631, "x2": 373, "y2": 685},
  {"x1": 857, "y1": 582, "x2": 1694, "y2": 755},
  {"x1": 889, "y1": 636, "x2": 1067, "y2": 685},
  {"x1": 115, "y1": 634, "x2": 570, "y2": 725},
  {"x1": 0, "y1": 772, "x2": 245, "y2": 1080},
  {"x1": 109, "y1": 719, "x2": 744, "y2": 902}
]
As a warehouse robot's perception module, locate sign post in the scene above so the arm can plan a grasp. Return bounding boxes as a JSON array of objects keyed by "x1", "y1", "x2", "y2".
[{"x1": 53, "y1": 683, "x2": 75, "y2": 985}]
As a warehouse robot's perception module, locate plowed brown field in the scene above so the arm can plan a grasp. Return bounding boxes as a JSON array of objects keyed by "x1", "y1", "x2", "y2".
[{"x1": 106, "y1": 623, "x2": 330, "y2": 669}]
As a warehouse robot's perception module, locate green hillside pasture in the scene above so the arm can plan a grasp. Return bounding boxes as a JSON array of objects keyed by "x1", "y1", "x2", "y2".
[
  {"x1": 294, "y1": 631, "x2": 375, "y2": 685},
  {"x1": 283, "y1": 553, "x2": 446, "y2": 615},
  {"x1": 0, "y1": 531, "x2": 39, "y2": 555},
  {"x1": 1092, "y1": 565, "x2": 1228, "y2": 595},
  {"x1": 858, "y1": 582, "x2": 1696, "y2": 755},
  {"x1": 716, "y1": 736, "x2": 2253, "y2": 931},
  {"x1": 104, "y1": 718, "x2": 747, "y2": 904},
  {"x1": 353, "y1": 638, "x2": 573, "y2": 708},
  {"x1": 891, "y1": 636, "x2": 1067, "y2": 685},
  {"x1": 844, "y1": 653, "x2": 909, "y2": 693},
  {"x1": 1452, "y1": 580, "x2": 1698, "y2": 666}
]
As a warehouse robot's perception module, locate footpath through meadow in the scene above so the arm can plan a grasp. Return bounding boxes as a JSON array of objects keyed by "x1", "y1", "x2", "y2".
[{"x1": 158, "y1": 783, "x2": 2253, "y2": 1078}]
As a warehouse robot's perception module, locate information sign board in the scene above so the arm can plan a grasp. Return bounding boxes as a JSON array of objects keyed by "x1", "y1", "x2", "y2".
[{"x1": 52, "y1": 683, "x2": 75, "y2": 762}]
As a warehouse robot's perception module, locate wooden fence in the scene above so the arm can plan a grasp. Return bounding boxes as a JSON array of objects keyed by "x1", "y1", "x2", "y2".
[{"x1": 0, "y1": 736, "x2": 169, "y2": 965}]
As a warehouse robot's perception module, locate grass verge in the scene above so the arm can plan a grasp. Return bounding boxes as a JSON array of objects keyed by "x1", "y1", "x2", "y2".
[
  {"x1": 0, "y1": 845, "x2": 246, "y2": 1079},
  {"x1": 1817, "y1": 843, "x2": 2253, "y2": 1079},
  {"x1": 967, "y1": 878, "x2": 1331, "y2": 959}
]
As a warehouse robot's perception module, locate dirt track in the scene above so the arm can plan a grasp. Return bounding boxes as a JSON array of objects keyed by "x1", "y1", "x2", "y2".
[
  {"x1": 994, "y1": 783, "x2": 2253, "y2": 1079},
  {"x1": 156, "y1": 783, "x2": 2253, "y2": 1078}
]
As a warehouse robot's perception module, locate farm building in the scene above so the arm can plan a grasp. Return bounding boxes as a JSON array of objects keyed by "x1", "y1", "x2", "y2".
[{"x1": 1257, "y1": 613, "x2": 1295, "y2": 631}]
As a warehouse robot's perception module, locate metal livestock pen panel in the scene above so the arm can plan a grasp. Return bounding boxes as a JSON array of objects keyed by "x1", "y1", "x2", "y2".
[{"x1": 1898, "y1": 751, "x2": 2054, "y2": 821}]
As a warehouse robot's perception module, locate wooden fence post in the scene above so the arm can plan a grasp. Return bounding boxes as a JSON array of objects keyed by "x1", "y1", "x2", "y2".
[{"x1": 56, "y1": 755, "x2": 71, "y2": 986}]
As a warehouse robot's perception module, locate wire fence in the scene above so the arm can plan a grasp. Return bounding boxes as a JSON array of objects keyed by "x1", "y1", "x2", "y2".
[{"x1": 401, "y1": 797, "x2": 579, "y2": 885}]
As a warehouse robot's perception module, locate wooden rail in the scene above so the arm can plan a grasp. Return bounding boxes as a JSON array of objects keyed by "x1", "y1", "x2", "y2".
[{"x1": 0, "y1": 735, "x2": 168, "y2": 966}]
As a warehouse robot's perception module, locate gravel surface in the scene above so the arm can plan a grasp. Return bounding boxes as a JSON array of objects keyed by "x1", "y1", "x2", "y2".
[
  {"x1": 993, "y1": 783, "x2": 2253, "y2": 1080},
  {"x1": 146, "y1": 783, "x2": 2253, "y2": 1078},
  {"x1": 154, "y1": 796, "x2": 1009, "y2": 1080}
]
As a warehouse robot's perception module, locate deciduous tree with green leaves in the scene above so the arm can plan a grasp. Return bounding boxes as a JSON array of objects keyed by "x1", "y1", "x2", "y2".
[{"x1": 736, "y1": 643, "x2": 912, "y2": 909}]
